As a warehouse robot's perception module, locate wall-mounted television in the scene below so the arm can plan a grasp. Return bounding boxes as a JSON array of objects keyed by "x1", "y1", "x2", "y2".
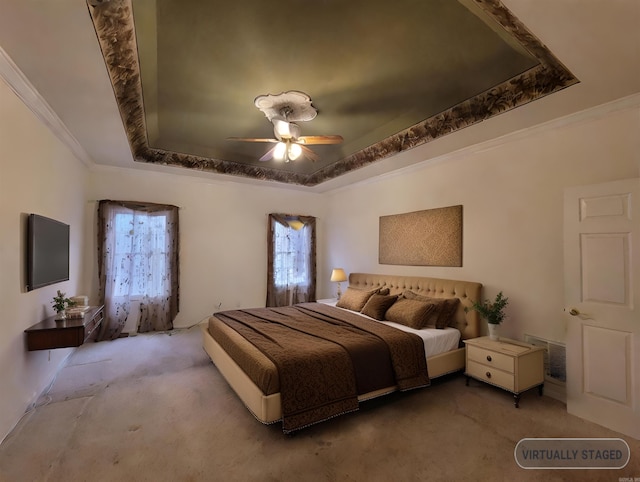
[{"x1": 27, "y1": 214, "x2": 70, "y2": 291}]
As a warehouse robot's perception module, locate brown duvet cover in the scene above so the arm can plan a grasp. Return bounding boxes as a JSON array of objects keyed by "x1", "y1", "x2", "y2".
[{"x1": 212, "y1": 302, "x2": 429, "y2": 433}]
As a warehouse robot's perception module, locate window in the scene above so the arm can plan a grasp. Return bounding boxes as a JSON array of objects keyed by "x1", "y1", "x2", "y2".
[
  {"x1": 273, "y1": 221, "x2": 311, "y2": 287},
  {"x1": 266, "y1": 214, "x2": 316, "y2": 307},
  {"x1": 98, "y1": 201, "x2": 179, "y2": 339},
  {"x1": 112, "y1": 212, "x2": 168, "y2": 297}
]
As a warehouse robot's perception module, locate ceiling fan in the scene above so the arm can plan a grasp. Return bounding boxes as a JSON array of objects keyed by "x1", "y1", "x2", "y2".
[{"x1": 227, "y1": 91, "x2": 343, "y2": 163}]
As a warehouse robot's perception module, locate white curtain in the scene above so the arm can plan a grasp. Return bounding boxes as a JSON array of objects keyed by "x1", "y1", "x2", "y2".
[{"x1": 98, "y1": 201, "x2": 179, "y2": 339}]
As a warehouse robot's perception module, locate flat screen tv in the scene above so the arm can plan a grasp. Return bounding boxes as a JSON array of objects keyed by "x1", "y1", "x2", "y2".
[{"x1": 27, "y1": 214, "x2": 70, "y2": 291}]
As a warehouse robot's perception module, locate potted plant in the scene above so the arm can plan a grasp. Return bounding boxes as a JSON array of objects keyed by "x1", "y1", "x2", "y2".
[
  {"x1": 467, "y1": 291, "x2": 509, "y2": 340},
  {"x1": 52, "y1": 290, "x2": 76, "y2": 321}
]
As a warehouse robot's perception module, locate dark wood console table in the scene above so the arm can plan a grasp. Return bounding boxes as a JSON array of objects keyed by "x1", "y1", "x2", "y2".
[{"x1": 25, "y1": 305, "x2": 104, "y2": 351}]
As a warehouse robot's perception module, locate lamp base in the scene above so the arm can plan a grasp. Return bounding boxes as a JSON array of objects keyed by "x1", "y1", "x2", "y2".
[{"x1": 336, "y1": 283, "x2": 343, "y2": 299}]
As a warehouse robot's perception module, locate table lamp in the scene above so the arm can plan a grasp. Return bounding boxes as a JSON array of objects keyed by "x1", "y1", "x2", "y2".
[{"x1": 330, "y1": 268, "x2": 348, "y2": 299}]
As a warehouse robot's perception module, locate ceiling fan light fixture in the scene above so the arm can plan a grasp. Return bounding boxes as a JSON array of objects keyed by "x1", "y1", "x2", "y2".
[
  {"x1": 230, "y1": 91, "x2": 344, "y2": 163},
  {"x1": 274, "y1": 142, "x2": 287, "y2": 160},
  {"x1": 273, "y1": 118, "x2": 291, "y2": 139},
  {"x1": 288, "y1": 142, "x2": 302, "y2": 161},
  {"x1": 273, "y1": 119, "x2": 301, "y2": 140}
]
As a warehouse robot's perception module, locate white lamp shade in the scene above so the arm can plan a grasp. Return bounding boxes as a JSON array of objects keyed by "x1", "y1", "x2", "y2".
[
  {"x1": 273, "y1": 142, "x2": 287, "y2": 160},
  {"x1": 330, "y1": 268, "x2": 347, "y2": 283},
  {"x1": 273, "y1": 118, "x2": 301, "y2": 140},
  {"x1": 288, "y1": 142, "x2": 302, "y2": 160}
]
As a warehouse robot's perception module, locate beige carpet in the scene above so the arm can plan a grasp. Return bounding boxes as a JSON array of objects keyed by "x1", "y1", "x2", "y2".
[{"x1": 1, "y1": 326, "x2": 638, "y2": 482}]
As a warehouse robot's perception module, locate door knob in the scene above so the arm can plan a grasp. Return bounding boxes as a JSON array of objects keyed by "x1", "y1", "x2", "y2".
[{"x1": 566, "y1": 307, "x2": 593, "y2": 320}]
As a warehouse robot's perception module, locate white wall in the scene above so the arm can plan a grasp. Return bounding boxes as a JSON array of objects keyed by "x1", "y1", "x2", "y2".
[
  {"x1": 323, "y1": 99, "x2": 639, "y2": 345},
  {"x1": 0, "y1": 78, "x2": 90, "y2": 441},
  {"x1": 87, "y1": 169, "x2": 325, "y2": 327}
]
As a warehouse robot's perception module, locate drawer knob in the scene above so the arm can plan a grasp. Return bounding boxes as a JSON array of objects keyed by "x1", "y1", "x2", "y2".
[
  {"x1": 486, "y1": 355, "x2": 492, "y2": 362},
  {"x1": 486, "y1": 371, "x2": 492, "y2": 379}
]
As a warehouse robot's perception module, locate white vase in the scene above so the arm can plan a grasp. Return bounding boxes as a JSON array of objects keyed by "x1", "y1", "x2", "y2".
[
  {"x1": 55, "y1": 310, "x2": 66, "y2": 321},
  {"x1": 488, "y1": 323, "x2": 499, "y2": 340}
]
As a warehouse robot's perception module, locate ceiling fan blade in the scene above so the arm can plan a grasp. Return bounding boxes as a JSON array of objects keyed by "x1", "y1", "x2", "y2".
[
  {"x1": 300, "y1": 145, "x2": 320, "y2": 162},
  {"x1": 259, "y1": 146, "x2": 277, "y2": 162},
  {"x1": 227, "y1": 137, "x2": 278, "y2": 143},
  {"x1": 297, "y1": 135, "x2": 343, "y2": 145}
]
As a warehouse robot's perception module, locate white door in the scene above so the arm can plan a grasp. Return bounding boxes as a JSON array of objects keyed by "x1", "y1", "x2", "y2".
[{"x1": 564, "y1": 178, "x2": 639, "y2": 439}]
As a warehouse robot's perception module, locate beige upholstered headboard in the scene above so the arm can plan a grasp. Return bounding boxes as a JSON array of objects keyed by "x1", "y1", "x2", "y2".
[{"x1": 348, "y1": 273, "x2": 483, "y2": 340}]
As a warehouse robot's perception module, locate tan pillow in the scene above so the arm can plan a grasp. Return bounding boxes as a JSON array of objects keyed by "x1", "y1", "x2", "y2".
[
  {"x1": 361, "y1": 294, "x2": 398, "y2": 320},
  {"x1": 402, "y1": 291, "x2": 442, "y2": 327},
  {"x1": 385, "y1": 298, "x2": 437, "y2": 329},
  {"x1": 435, "y1": 298, "x2": 460, "y2": 329},
  {"x1": 402, "y1": 290, "x2": 432, "y2": 302},
  {"x1": 336, "y1": 287, "x2": 378, "y2": 312},
  {"x1": 402, "y1": 291, "x2": 461, "y2": 328}
]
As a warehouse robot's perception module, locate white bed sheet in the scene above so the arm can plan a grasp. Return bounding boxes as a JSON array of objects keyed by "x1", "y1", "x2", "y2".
[{"x1": 322, "y1": 301, "x2": 461, "y2": 358}]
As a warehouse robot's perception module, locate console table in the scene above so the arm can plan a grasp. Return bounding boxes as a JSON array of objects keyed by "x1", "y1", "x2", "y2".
[{"x1": 25, "y1": 305, "x2": 104, "y2": 351}]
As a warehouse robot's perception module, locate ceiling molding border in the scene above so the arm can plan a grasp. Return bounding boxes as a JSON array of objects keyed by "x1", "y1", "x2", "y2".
[
  {"x1": 0, "y1": 45, "x2": 94, "y2": 168},
  {"x1": 88, "y1": 0, "x2": 578, "y2": 187},
  {"x1": 339, "y1": 92, "x2": 640, "y2": 194},
  {"x1": 469, "y1": 91, "x2": 640, "y2": 154}
]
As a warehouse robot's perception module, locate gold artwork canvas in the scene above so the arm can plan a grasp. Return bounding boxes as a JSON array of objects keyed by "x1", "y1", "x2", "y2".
[{"x1": 379, "y1": 205, "x2": 463, "y2": 266}]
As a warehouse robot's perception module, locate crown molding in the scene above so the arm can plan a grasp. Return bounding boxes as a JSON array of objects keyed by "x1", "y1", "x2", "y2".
[
  {"x1": 337, "y1": 92, "x2": 640, "y2": 193},
  {"x1": 465, "y1": 92, "x2": 640, "y2": 157},
  {"x1": 0, "y1": 45, "x2": 94, "y2": 167}
]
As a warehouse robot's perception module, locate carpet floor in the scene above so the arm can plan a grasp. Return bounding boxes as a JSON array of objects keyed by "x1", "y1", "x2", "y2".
[{"x1": 0, "y1": 326, "x2": 637, "y2": 481}]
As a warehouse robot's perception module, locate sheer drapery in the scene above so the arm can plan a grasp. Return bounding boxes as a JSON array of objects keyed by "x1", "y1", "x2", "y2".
[
  {"x1": 97, "y1": 200, "x2": 179, "y2": 340},
  {"x1": 266, "y1": 213, "x2": 316, "y2": 307}
]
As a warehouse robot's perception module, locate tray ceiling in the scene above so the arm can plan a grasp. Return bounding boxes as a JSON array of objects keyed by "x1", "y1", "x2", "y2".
[{"x1": 88, "y1": 0, "x2": 578, "y2": 186}]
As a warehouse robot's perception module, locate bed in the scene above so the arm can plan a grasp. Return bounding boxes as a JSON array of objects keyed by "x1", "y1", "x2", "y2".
[{"x1": 201, "y1": 273, "x2": 482, "y2": 432}]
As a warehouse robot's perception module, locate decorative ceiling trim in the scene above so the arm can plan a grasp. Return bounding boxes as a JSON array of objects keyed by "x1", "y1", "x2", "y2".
[
  {"x1": 0, "y1": 45, "x2": 94, "y2": 168},
  {"x1": 87, "y1": 0, "x2": 578, "y2": 187}
]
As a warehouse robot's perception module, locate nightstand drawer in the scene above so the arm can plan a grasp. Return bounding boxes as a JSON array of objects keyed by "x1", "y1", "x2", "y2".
[
  {"x1": 466, "y1": 360, "x2": 515, "y2": 392},
  {"x1": 467, "y1": 345, "x2": 514, "y2": 373}
]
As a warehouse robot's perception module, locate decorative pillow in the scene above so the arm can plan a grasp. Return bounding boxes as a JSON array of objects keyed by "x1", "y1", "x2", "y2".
[
  {"x1": 378, "y1": 287, "x2": 390, "y2": 296},
  {"x1": 402, "y1": 291, "x2": 442, "y2": 327},
  {"x1": 385, "y1": 298, "x2": 437, "y2": 330},
  {"x1": 402, "y1": 290, "x2": 433, "y2": 302},
  {"x1": 435, "y1": 298, "x2": 461, "y2": 329},
  {"x1": 361, "y1": 294, "x2": 398, "y2": 320},
  {"x1": 402, "y1": 290, "x2": 462, "y2": 328},
  {"x1": 336, "y1": 287, "x2": 378, "y2": 312}
]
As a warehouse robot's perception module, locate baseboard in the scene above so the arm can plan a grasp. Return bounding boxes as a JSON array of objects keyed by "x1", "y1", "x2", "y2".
[{"x1": 543, "y1": 380, "x2": 566, "y2": 404}]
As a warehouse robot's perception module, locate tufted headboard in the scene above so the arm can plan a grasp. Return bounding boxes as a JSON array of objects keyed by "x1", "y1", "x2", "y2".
[{"x1": 348, "y1": 273, "x2": 483, "y2": 340}]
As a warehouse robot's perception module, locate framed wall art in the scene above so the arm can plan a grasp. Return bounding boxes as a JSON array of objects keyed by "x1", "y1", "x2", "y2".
[{"x1": 379, "y1": 205, "x2": 462, "y2": 267}]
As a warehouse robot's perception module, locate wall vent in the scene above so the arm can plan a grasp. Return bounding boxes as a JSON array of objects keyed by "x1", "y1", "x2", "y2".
[{"x1": 524, "y1": 334, "x2": 566, "y2": 384}]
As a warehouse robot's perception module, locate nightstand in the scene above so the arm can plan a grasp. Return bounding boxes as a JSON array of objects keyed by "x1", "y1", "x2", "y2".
[{"x1": 464, "y1": 336, "x2": 544, "y2": 407}]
